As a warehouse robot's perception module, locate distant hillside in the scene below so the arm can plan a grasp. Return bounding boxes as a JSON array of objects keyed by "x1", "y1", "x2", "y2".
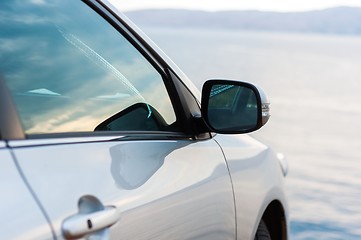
[{"x1": 125, "y1": 7, "x2": 361, "y2": 34}]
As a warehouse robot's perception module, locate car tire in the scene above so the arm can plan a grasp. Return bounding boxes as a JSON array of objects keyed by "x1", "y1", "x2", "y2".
[{"x1": 254, "y1": 220, "x2": 271, "y2": 240}]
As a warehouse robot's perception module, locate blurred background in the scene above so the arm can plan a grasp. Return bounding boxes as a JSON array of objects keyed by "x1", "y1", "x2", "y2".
[{"x1": 112, "y1": 1, "x2": 361, "y2": 239}]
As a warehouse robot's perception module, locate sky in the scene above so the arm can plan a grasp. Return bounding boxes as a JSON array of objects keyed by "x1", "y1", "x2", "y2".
[{"x1": 110, "y1": 0, "x2": 361, "y2": 12}]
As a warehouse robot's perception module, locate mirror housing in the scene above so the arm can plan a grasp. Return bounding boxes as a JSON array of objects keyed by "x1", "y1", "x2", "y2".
[{"x1": 201, "y1": 79, "x2": 270, "y2": 134}]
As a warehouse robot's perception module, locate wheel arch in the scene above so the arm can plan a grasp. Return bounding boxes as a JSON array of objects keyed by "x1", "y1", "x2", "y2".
[{"x1": 261, "y1": 200, "x2": 288, "y2": 240}]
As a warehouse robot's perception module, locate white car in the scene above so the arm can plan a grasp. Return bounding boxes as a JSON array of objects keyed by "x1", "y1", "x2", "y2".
[{"x1": 0, "y1": 0, "x2": 288, "y2": 239}]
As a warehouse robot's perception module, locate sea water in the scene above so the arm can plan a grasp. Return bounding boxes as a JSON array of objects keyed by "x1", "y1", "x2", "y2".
[{"x1": 142, "y1": 27, "x2": 361, "y2": 239}]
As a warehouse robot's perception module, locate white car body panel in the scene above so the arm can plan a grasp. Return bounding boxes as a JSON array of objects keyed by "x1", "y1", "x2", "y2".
[
  {"x1": 0, "y1": 0, "x2": 288, "y2": 239},
  {"x1": 0, "y1": 145, "x2": 52, "y2": 239},
  {"x1": 11, "y1": 138, "x2": 236, "y2": 239},
  {"x1": 214, "y1": 134, "x2": 288, "y2": 239}
]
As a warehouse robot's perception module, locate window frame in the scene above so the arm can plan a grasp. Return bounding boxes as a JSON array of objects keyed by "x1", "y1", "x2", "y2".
[{"x1": 0, "y1": 0, "x2": 200, "y2": 140}]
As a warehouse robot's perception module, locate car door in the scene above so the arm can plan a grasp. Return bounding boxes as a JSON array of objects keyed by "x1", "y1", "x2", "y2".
[
  {"x1": 0, "y1": 141, "x2": 53, "y2": 239},
  {"x1": 1, "y1": 0, "x2": 236, "y2": 239}
]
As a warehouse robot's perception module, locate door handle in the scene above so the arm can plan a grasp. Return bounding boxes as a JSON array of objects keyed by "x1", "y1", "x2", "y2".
[{"x1": 62, "y1": 206, "x2": 120, "y2": 239}]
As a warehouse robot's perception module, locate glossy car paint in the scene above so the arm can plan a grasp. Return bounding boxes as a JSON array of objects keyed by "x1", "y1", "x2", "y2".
[
  {"x1": 102, "y1": 1, "x2": 289, "y2": 238},
  {"x1": 10, "y1": 137, "x2": 236, "y2": 239},
  {"x1": 214, "y1": 134, "x2": 288, "y2": 239},
  {"x1": 0, "y1": 0, "x2": 288, "y2": 239},
  {"x1": 0, "y1": 143, "x2": 52, "y2": 239}
]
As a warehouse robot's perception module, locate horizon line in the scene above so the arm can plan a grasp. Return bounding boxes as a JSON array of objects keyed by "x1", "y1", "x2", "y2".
[{"x1": 124, "y1": 5, "x2": 361, "y2": 14}]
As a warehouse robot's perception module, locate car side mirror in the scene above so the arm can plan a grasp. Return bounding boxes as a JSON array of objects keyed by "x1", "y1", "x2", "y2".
[{"x1": 201, "y1": 79, "x2": 270, "y2": 134}]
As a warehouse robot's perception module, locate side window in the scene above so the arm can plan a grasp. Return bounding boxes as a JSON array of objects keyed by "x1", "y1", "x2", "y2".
[{"x1": 0, "y1": 0, "x2": 180, "y2": 135}]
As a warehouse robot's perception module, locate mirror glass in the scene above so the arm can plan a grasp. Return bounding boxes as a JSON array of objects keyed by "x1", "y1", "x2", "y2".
[{"x1": 206, "y1": 84, "x2": 259, "y2": 132}]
